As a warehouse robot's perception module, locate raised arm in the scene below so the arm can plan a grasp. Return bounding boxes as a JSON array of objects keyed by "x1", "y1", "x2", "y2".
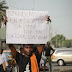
[
  {"x1": 4, "y1": 17, "x2": 17, "y2": 58},
  {"x1": 4, "y1": 16, "x2": 7, "y2": 25},
  {"x1": 38, "y1": 16, "x2": 51, "y2": 55},
  {"x1": 8, "y1": 44, "x2": 17, "y2": 58},
  {"x1": 51, "y1": 49, "x2": 55, "y2": 56},
  {"x1": 38, "y1": 44, "x2": 44, "y2": 56},
  {"x1": 50, "y1": 47, "x2": 55, "y2": 56}
]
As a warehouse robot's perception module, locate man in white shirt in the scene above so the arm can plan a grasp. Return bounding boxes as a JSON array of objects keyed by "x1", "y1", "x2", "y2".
[{"x1": 0, "y1": 49, "x2": 8, "y2": 72}]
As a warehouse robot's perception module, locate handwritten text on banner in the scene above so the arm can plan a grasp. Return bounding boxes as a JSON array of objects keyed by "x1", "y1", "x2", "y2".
[{"x1": 6, "y1": 10, "x2": 49, "y2": 44}]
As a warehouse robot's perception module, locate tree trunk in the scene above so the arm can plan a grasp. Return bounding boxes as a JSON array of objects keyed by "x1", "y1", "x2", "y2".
[{"x1": 0, "y1": 41, "x2": 2, "y2": 49}]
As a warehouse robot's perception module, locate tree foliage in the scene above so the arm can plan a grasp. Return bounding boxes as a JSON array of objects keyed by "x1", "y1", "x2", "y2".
[
  {"x1": 0, "y1": 0, "x2": 8, "y2": 27},
  {"x1": 64, "y1": 40, "x2": 72, "y2": 48},
  {"x1": 51, "y1": 34, "x2": 72, "y2": 48}
]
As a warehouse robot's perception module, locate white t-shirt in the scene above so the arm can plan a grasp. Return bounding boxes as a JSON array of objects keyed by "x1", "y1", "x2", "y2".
[
  {"x1": 0, "y1": 53, "x2": 8, "y2": 66},
  {"x1": 24, "y1": 63, "x2": 30, "y2": 72}
]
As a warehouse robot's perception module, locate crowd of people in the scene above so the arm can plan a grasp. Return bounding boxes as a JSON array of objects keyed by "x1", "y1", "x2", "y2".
[{"x1": 0, "y1": 43, "x2": 55, "y2": 72}]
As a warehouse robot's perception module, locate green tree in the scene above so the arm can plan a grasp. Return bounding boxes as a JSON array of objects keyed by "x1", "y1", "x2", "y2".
[
  {"x1": 64, "y1": 40, "x2": 72, "y2": 48},
  {"x1": 51, "y1": 34, "x2": 65, "y2": 47},
  {"x1": 0, "y1": 0, "x2": 8, "y2": 28}
]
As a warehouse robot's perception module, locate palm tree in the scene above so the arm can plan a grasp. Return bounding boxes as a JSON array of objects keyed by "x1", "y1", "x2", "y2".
[{"x1": 0, "y1": 0, "x2": 8, "y2": 28}]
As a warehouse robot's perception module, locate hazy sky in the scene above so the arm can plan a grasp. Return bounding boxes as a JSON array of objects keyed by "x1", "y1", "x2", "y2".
[{"x1": 5, "y1": 0, "x2": 72, "y2": 39}]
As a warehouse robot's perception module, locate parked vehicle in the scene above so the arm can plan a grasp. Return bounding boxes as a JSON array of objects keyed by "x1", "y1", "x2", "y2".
[
  {"x1": 3, "y1": 49, "x2": 20, "y2": 66},
  {"x1": 3, "y1": 50, "x2": 20, "y2": 72},
  {"x1": 3, "y1": 50, "x2": 12, "y2": 60},
  {"x1": 52, "y1": 48, "x2": 72, "y2": 66}
]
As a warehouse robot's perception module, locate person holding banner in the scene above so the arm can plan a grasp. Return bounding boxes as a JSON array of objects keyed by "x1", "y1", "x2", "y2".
[
  {"x1": 4, "y1": 15, "x2": 51, "y2": 72},
  {"x1": 8, "y1": 44, "x2": 44, "y2": 72}
]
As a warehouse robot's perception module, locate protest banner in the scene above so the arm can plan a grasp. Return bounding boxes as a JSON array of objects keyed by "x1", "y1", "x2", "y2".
[{"x1": 6, "y1": 10, "x2": 49, "y2": 44}]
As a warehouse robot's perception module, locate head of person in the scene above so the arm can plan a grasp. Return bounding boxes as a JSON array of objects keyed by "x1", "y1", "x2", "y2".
[
  {"x1": 0, "y1": 49, "x2": 3, "y2": 54},
  {"x1": 47, "y1": 41, "x2": 50, "y2": 46},
  {"x1": 23, "y1": 44, "x2": 34, "y2": 57},
  {"x1": 20, "y1": 47, "x2": 24, "y2": 54}
]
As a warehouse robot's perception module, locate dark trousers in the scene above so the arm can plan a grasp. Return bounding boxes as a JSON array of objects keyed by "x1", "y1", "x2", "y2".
[
  {"x1": 44, "y1": 56, "x2": 52, "y2": 72},
  {"x1": 0, "y1": 64, "x2": 4, "y2": 72}
]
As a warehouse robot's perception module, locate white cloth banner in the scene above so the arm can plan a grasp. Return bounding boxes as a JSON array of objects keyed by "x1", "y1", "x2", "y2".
[{"x1": 6, "y1": 10, "x2": 49, "y2": 44}]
